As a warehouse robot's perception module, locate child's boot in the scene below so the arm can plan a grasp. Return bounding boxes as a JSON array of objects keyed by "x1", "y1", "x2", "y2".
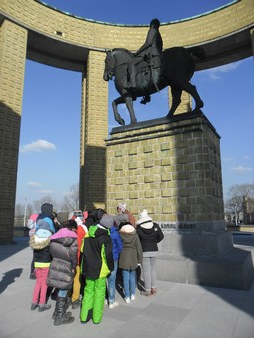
[{"x1": 54, "y1": 296, "x2": 74, "y2": 326}]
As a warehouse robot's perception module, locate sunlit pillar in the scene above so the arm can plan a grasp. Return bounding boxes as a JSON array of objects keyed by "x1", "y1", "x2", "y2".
[
  {"x1": 0, "y1": 20, "x2": 27, "y2": 242},
  {"x1": 79, "y1": 50, "x2": 108, "y2": 211}
]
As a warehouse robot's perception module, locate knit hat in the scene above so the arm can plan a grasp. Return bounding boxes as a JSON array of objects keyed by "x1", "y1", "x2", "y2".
[
  {"x1": 114, "y1": 213, "x2": 129, "y2": 227},
  {"x1": 94, "y1": 208, "x2": 106, "y2": 222},
  {"x1": 117, "y1": 202, "x2": 127, "y2": 213},
  {"x1": 57, "y1": 212, "x2": 69, "y2": 224},
  {"x1": 136, "y1": 209, "x2": 153, "y2": 229},
  {"x1": 41, "y1": 203, "x2": 53, "y2": 216},
  {"x1": 100, "y1": 214, "x2": 115, "y2": 229}
]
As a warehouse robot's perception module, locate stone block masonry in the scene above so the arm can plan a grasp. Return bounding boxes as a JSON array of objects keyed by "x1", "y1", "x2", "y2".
[
  {"x1": 105, "y1": 113, "x2": 254, "y2": 290},
  {"x1": 106, "y1": 112, "x2": 224, "y2": 227},
  {"x1": 0, "y1": 20, "x2": 27, "y2": 243}
]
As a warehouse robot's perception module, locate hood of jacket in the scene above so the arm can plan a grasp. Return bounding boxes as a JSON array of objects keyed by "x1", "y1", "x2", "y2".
[
  {"x1": 88, "y1": 224, "x2": 109, "y2": 238},
  {"x1": 50, "y1": 227, "x2": 77, "y2": 247},
  {"x1": 120, "y1": 224, "x2": 136, "y2": 244},
  {"x1": 139, "y1": 220, "x2": 154, "y2": 229},
  {"x1": 138, "y1": 224, "x2": 156, "y2": 235},
  {"x1": 51, "y1": 236, "x2": 77, "y2": 247},
  {"x1": 120, "y1": 224, "x2": 135, "y2": 233},
  {"x1": 29, "y1": 234, "x2": 50, "y2": 250}
]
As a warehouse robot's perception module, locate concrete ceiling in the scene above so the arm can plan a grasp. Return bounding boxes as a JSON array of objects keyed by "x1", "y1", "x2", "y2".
[{"x1": 25, "y1": 25, "x2": 253, "y2": 72}]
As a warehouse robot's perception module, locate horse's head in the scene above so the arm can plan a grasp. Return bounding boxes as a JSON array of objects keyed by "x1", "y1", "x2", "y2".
[
  {"x1": 103, "y1": 48, "x2": 133, "y2": 82},
  {"x1": 103, "y1": 50, "x2": 115, "y2": 82}
]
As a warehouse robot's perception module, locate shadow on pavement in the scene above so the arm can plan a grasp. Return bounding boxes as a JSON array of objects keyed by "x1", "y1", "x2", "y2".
[
  {"x1": 0, "y1": 268, "x2": 23, "y2": 294},
  {"x1": 0, "y1": 237, "x2": 29, "y2": 262}
]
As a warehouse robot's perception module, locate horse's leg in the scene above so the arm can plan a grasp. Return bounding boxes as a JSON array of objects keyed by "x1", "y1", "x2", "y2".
[
  {"x1": 112, "y1": 97, "x2": 126, "y2": 125},
  {"x1": 166, "y1": 86, "x2": 182, "y2": 117},
  {"x1": 125, "y1": 96, "x2": 137, "y2": 124},
  {"x1": 180, "y1": 81, "x2": 204, "y2": 112}
]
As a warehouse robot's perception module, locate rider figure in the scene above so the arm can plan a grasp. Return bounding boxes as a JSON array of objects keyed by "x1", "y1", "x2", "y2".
[{"x1": 130, "y1": 18, "x2": 163, "y2": 103}]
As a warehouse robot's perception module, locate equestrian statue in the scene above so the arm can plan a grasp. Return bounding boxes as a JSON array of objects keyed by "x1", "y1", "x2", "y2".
[{"x1": 103, "y1": 18, "x2": 205, "y2": 126}]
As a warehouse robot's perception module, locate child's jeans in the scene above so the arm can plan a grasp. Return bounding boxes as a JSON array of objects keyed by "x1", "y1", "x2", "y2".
[
  {"x1": 107, "y1": 260, "x2": 118, "y2": 304},
  {"x1": 122, "y1": 268, "x2": 136, "y2": 298}
]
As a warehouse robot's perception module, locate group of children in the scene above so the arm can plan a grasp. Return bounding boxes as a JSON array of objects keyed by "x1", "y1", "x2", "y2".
[{"x1": 29, "y1": 202, "x2": 164, "y2": 325}]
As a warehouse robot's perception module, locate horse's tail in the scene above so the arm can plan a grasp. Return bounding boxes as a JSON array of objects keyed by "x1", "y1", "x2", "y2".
[{"x1": 189, "y1": 46, "x2": 206, "y2": 60}]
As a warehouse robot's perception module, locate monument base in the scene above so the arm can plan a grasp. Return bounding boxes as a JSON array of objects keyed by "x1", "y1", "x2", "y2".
[
  {"x1": 156, "y1": 247, "x2": 254, "y2": 290},
  {"x1": 106, "y1": 112, "x2": 254, "y2": 290},
  {"x1": 156, "y1": 229, "x2": 254, "y2": 290}
]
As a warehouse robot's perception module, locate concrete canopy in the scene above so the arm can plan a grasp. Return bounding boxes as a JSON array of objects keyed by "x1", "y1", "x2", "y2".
[{"x1": 0, "y1": 0, "x2": 253, "y2": 71}]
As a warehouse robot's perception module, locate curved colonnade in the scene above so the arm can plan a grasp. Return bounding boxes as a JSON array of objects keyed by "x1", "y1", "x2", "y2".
[{"x1": 0, "y1": 0, "x2": 253, "y2": 241}]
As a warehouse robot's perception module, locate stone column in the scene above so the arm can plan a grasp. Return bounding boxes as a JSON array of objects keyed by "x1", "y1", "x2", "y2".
[
  {"x1": 79, "y1": 72, "x2": 87, "y2": 210},
  {"x1": 79, "y1": 50, "x2": 108, "y2": 211},
  {"x1": 0, "y1": 20, "x2": 27, "y2": 243}
]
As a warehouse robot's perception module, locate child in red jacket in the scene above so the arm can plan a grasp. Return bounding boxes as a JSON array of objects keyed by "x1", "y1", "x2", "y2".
[{"x1": 69, "y1": 212, "x2": 88, "y2": 308}]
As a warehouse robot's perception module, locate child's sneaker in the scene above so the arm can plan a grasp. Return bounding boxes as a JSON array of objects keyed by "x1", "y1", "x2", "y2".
[
  {"x1": 130, "y1": 294, "x2": 135, "y2": 301},
  {"x1": 108, "y1": 301, "x2": 119, "y2": 309},
  {"x1": 72, "y1": 299, "x2": 81, "y2": 309},
  {"x1": 151, "y1": 288, "x2": 157, "y2": 295},
  {"x1": 140, "y1": 290, "x2": 152, "y2": 296},
  {"x1": 38, "y1": 304, "x2": 51, "y2": 312},
  {"x1": 124, "y1": 297, "x2": 130, "y2": 304},
  {"x1": 31, "y1": 303, "x2": 38, "y2": 310}
]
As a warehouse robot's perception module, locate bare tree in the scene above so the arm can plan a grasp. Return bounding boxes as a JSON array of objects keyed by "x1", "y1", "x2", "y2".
[
  {"x1": 59, "y1": 183, "x2": 79, "y2": 212},
  {"x1": 245, "y1": 196, "x2": 254, "y2": 224},
  {"x1": 26, "y1": 203, "x2": 34, "y2": 218},
  {"x1": 14, "y1": 203, "x2": 24, "y2": 226},
  {"x1": 225, "y1": 183, "x2": 254, "y2": 224},
  {"x1": 32, "y1": 195, "x2": 58, "y2": 213},
  {"x1": 15, "y1": 203, "x2": 23, "y2": 217},
  {"x1": 15, "y1": 184, "x2": 79, "y2": 220}
]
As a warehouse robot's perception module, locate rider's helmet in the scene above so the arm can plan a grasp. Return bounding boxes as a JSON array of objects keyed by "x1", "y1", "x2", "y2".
[{"x1": 150, "y1": 18, "x2": 160, "y2": 28}]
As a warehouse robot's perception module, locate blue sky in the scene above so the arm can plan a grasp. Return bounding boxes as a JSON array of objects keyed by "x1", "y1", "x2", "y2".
[{"x1": 16, "y1": 0, "x2": 254, "y2": 207}]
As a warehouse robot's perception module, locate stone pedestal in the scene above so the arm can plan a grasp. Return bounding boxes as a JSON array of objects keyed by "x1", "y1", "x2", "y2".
[{"x1": 105, "y1": 111, "x2": 254, "y2": 290}]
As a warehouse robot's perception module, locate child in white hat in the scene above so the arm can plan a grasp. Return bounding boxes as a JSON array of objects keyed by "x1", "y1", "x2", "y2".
[
  {"x1": 116, "y1": 202, "x2": 136, "y2": 228},
  {"x1": 136, "y1": 209, "x2": 164, "y2": 296}
]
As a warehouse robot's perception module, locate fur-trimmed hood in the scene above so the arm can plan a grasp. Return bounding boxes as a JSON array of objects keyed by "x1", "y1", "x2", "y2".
[{"x1": 29, "y1": 234, "x2": 50, "y2": 250}]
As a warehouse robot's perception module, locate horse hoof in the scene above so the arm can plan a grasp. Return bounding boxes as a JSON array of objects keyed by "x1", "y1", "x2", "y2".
[{"x1": 119, "y1": 119, "x2": 125, "y2": 126}]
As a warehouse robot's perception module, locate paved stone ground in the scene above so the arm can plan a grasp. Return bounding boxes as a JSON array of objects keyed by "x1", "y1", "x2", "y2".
[{"x1": 0, "y1": 236, "x2": 254, "y2": 338}]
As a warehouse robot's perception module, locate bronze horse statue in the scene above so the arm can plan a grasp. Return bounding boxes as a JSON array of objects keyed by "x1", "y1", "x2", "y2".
[{"x1": 103, "y1": 46, "x2": 205, "y2": 125}]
